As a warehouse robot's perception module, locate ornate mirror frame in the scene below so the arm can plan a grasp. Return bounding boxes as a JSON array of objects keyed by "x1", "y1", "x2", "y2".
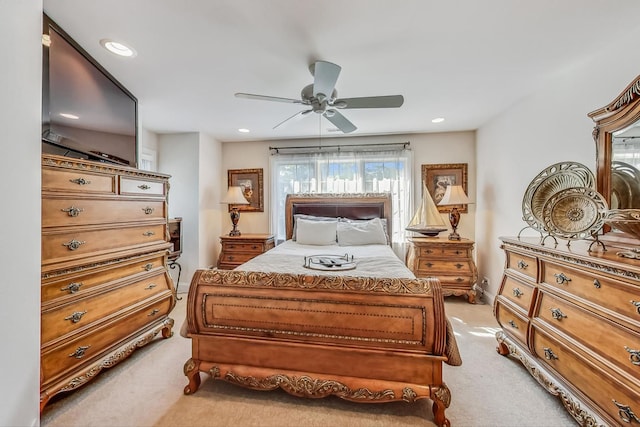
[{"x1": 588, "y1": 74, "x2": 640, "y2": 237}]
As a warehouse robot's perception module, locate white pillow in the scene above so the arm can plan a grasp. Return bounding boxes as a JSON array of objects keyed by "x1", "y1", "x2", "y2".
[
  {"x1": 337, "y1": 217, "x2": 388, "y2": 246},
  {"x1": 292, "y1": 214, "x2": 335, "y2": 241},
  {"x1": 339, "y1": 217, "x2": 390, "y2": 244},
  {"x1": 295, "y1": 218, "x2": 337, "y2": 245}
]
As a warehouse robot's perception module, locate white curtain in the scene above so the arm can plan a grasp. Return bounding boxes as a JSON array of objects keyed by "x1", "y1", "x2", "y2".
[{"x1": 270, "y1": 147, "x2": 413, "y2": 257}]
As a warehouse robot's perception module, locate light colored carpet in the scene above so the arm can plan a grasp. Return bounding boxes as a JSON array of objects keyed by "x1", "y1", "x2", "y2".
[{"x1": 41, "y1": 295, "x2": 577, "y2": 427}]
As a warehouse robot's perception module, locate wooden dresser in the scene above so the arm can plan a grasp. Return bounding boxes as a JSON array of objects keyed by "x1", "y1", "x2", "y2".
[
  {"x1": 406, "y1": 236, "x2": 478, "y2": 303},
  {"x1": 217, "y1": 234, "x2": 275, "y2": 270},
  {"x1": 495, "y1": 237, "x2": 640, "y2": 426},
  {"x1": 40, "y1": 154, "x2": 176, "y2": 411}
]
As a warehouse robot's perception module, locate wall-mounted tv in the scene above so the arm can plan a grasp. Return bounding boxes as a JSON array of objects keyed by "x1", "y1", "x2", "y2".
[{"x1": 42, "y1": 14, "x2": 138, "y2": 167}]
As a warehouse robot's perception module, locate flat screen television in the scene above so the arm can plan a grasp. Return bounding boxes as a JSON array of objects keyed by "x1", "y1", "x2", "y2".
[{"x1": 42, "y1": 14, "x2": 138, "y2": 167}]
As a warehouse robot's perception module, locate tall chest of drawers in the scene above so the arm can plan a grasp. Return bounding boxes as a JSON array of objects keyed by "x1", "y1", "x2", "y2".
[
  {"x1": 40, "y1": 154, "x2": 176, "y2": 411},
  {"x1": 495, "y1": 237, "x2": 640, "y2": 426}
]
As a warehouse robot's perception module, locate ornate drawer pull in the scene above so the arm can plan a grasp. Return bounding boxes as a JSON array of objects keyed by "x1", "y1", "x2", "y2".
[
  {"x1": 613, "y1": 400, "x2": 640, "y2": 424},
  {"x1": 144, "y1": 263, "x2": 154, "y2": 271},
  {"x1": 554, "y1": 273, "x2": 571, "y2": 285},
  {"x1": 543, "y1": 347, "x2": 558, "y2": 360},
  {"x1": 454, "y1": 250, "x2": 462, "y2": 255},
  {"x1": 62, "y1": 239, "x2": 85, "y2": 251},
  {"x1": 61, "y1": 206, "x2": 84, "y2": 217},
  {"x1": 455, "y1": 277, "x2": 464, "y2": 282},
  {"x1": 425, "y1": 249, "x2": 433, "y2": 254},
  {"x1": 138, "y1": 184, "x2": 151, "y2": 190},
  {"x1": 454, "y1": 263, "x2": 464, "y2": 269},
  {"x1": 251, "y1": 245, "x2": 258, "y2": 250},
  {"x1": 508, "y1": 320, "x2": 518, "y2": 329},
  {"x1": 148, "y1": 309, "x2": 160, "y2": 316},
  {"x1": 593, "y1": 279, "x2": 601, "y2": 289},
  {"x1": 145, "y1": 284, "x2": 157, "y2": 290},
  {"x1": 550, "y1": 308, "x2": 567, "y2": 320},
  {"x1": 143, "y1": 231, "x2": 155, "y2": 237},
  {"x1": 142, "y1": 207, "x2": 154, "y2": 214},
  {"x1": 425, "y1": 262, "x2": 433, "y2": 268},
  {"x1": 632, "y1": 300, "x2": 640, "y2": 315},
  {"x1": 517, "y1": 260, "x2": 528, "y2": 269},
  {"x1": 69, "y1": 345, "x2": 90, "y2": 359},
  {"x1": 512, "y1": 288, "x2": 524, "y2": 298},
  {"x1": 69, "y1": 177, "x2": 91, "y2": 185},
  {"x1": 227, "y1": 256, "x2": 234, "y2": 261},
  {"x1": 64, "y1": 311, "x2": 87, "y2": 323},
  {"x1": 61, "y1": 282, "x2": 82, "y2": 294},
  {"x1": 625, "y1": 346, "x2": 640, "y2": 366}
]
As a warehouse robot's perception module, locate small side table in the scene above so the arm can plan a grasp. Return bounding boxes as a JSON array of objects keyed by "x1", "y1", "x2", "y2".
[
  {"x1": 406, "y1": 236, "x2": 478, "y2": 303},
  {"x1": 217, "y1": 234, "x2": 275, "y2": 270}
]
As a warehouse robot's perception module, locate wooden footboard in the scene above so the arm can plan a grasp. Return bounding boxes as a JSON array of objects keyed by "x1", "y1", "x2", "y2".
[{"x1": 183, "y1": 269, "x2": 453, "y2": 427}]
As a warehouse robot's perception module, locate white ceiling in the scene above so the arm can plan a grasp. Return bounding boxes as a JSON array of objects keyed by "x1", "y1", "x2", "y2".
[{"x1": 43, "y1": 0, "x2": 640, "y2": 143}]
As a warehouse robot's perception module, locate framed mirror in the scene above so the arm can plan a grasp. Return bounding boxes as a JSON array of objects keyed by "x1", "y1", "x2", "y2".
[{"x1": 589, "y1": 74, "x2": 640, "y2": 240}]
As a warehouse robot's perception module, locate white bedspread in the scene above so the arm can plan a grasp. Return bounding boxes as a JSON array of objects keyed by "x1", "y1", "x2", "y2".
[{"x1": 236, "y1": 240, "x2": 414, "y2": 279}]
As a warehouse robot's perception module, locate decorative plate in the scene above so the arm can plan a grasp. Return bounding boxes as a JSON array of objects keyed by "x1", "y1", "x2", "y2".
[
  {"x1": 303, "y1": 254, "x2": 356, "y2": 271},
  {"x1": 522, "y1": 162, "x2": 595, "y2": 232},
  {"x1": 542, "y1": 187, "x2": 608, "y2": 240}
]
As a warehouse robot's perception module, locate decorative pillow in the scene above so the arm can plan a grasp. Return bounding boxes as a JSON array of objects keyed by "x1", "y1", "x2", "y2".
[
  {"x1": 295, "y1": 218, "x2": 338, "y2": 245},
  {"x1": 292, "y1": 214, "x2": 335, "y2": 241},
  {"x1": 337, "y1": 217, "x2": 388, "y2": 246},
  {"x1": 338, "y1": 217, "x2": 390, "y2": 244}
]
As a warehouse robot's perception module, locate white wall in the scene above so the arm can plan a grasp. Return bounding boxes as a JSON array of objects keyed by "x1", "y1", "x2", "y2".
[
  {"x1": 197, "y1": 133, "x2": 223, "y2": 270},
  {"x1": 476, "y1": 27, "x2": 640, "y2": 301},
  {"x1": 0, "y1": 1, "x2": 42, "y2": 426}
]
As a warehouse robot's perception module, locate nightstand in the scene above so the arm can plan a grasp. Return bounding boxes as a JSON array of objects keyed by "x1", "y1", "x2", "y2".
[
  {"x1": 217, "y1": 234, "x2": 275, "y2": 270},
  {"x1": 406, "y1": 236, "x2": 478, "y2": 303}
]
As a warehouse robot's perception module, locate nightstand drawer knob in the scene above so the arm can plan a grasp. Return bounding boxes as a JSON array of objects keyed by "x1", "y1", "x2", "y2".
[
  {"x1": 145, "y1": 284, "x2": 157, "y2": 290},
  {"x1": 543, "y1": 347, "x2": 558, "y2": 360},
  {"x1": 455, "y1": 263, "x2": 464, "y2": 269},
  {"x1": 144, "y1": 263, "x2": 154, "y2": 271},
  {"x1": 508, "y1": 320, "x2": 518, "y2": 329},
  {"x1": 554, "y1": 273, "x2": 571, "y2": 285},
  {"x1": 252, "y1": 245, "x2": 258, "y2": 249},
  {"x1": 625, "y1": 346, "x2": 640, "y2": 366},
  {"x1": 148, "y1": 309, "x2": 160, "y2": 316},
  {"x1": 142, "y1": 207, "x2": 154, "y2": 214},
  {"x1": 143, "y1": 231, "x2": 155, "y2": 237},
  {"x1": 613, "y1": 400, "x2": 640, "y2": 424}
]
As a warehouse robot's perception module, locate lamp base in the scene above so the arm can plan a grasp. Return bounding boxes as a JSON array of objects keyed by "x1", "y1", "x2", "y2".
[
  {"x1": 228, "y1": 208, "x2": 241, "y2": 236},
  {"x1": 448, "y1": 207, "x2": 461, "y2": 241},
  {"x1": 448, "y1": 230, "x2": 461, "y2": 241}
]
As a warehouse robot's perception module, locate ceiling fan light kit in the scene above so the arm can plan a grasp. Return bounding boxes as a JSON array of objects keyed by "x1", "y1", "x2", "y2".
[{"x1": 235, "y1": 60, "x2": 404, "y2": 134}]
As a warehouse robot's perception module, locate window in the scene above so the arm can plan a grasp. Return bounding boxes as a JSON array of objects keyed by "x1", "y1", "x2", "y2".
[{"x1": 270, "y1": 148, "x2": 413, "y2": 255}]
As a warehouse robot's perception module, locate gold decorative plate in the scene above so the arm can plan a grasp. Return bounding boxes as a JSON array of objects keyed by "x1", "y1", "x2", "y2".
[
  {"x1": 542, "y1": 187, "x2": 607, "y2": 240},
  {"x1": 522, "y1": 162, "x2": 595, "y2": 232}
]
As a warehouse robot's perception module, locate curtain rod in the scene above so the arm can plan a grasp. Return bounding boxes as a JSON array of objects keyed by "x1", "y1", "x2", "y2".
[{"x1": 269, "y1": 141, "x2": 410, "y2": 153}]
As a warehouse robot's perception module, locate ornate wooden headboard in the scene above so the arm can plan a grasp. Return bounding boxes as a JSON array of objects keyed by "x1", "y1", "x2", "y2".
[{"x1": 284, "y1": 193, "x2": 392, "y2": 241}]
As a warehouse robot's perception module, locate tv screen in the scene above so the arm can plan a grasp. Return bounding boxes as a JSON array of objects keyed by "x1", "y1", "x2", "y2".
[{"x1": 42, "y1": 14, "x2": 138, "y2": 167}]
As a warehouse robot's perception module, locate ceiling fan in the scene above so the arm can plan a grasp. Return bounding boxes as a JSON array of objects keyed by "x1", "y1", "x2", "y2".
[{"x1": 235, "y1": 60, "x2": 404, "y2": 134}]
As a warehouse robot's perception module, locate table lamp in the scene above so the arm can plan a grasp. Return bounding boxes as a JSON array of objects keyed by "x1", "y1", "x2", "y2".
[
  {"x1": 221, "y1": 186, "x2": 250, "y2": 236},
  {"x1": 437, "y1": 184, "x2": 471, "y2": 241}
]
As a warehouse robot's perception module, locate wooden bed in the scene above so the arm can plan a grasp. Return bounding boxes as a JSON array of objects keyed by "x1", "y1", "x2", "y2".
[{"x1": 182, "y1": 193, "x2": 460, "y2": 427}]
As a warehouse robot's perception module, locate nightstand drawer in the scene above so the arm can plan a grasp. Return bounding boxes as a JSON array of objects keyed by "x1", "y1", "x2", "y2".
[
  {"x1": 418, "y1": 246, "x2": 469, "y2": 258},
  {"x1": 416, "y1": 259, "x2": 472, "y2": 275},
  {"x1": 217, "y1": 234, "x2": 275, "y2": 270},
  {"x1": 222, "y1": 242, "x2": 267, "y2": 253}
]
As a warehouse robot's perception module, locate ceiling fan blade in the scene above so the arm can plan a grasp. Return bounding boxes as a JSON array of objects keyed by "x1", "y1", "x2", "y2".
[
  {"x1": 235, "y1": 92, "x2": 303, "y2": 104},
  {"x1": 323, "y1": 110, "x2": 357, "y2": 133},
  {"x1": 334, "y1": 95, "x2": 404, "y2": 109},
  {"x1": 312, "y1": 61, "x2": 341, "y2": 100},
  {"x1": 273, "y1": 109, "x2": 312, "y2": 129}
]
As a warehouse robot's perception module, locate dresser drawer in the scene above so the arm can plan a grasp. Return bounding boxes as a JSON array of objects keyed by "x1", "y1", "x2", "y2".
[
  {"x1": 531, "y1": 325, "x2": 640, "y2": 426},
  {"x1": 42, "y1": 197, "x2": 166, "y2": 227},
  {"x1": 415, "y1": 259, "x2": 472, "y2": 275},
  {"x1": 534, "y1": 291, "x2": 640, "y2": 379},
  {"x1": 418, "y1": 246, "x2": 469, "y2": 258},
  {"x1": 495, "y1": 299, "x2": 528, "y2": 347},
  {"x1": 222, "y1": 242, "x2": 267, "y2": 253},
  {"x1": 500, "y1": 275, "x2": 536, "y2": 313},
  {"x1": 220, "y1": 252, "x2": 258, "y2": 265},
  {"x1": 541, "y1": 260, "x2": 640, "y2": 328},
  {"x1": 41, "y1": 296, "x2": 172, "y2": 386},
  {"x1": 119, "y1": 176, "x2": 166, "y2": 197},
  {"x1": 42, "y1": 253, "x2": 166, "y2": 304},
  {"x1": 43, "y1": 168, "x2": 116, "y2": 195},
  {"x1": 505, "y1": 250, "x2": 538, "y2": 281},
  {"x1": 437, "y1": 275, "x2": 473, "y2": 286},
  {"x1": 41, "y1": 271, "x2": 170, "y2": 345},
  {"x1": 42, "y1": 223, "x2": 167, "y2": 266}
]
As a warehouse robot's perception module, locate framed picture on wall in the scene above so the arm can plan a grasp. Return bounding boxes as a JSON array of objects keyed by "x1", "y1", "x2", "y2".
[
  {"x1": 422, "y1": 163, "x2": 468, "y2": 213},
  {"x1": 227, "y1": 168, "x2": 264, "y2": 212}
]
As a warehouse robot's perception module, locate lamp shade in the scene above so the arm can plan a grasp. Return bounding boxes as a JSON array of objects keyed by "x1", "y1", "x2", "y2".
[
  {"x1": 221, "y1": 186, "x2": 250, "y2": 205},
  {"x1": 437, "y1": 185, "x2": 470, "y2": 206}
]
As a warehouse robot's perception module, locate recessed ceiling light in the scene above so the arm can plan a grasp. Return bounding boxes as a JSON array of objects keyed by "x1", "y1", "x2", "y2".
[
  {"x1": 59, "y1": 113, "x2": 79, "y2": 120},
  {"x1": 100, "y1": 39, "x2": 137, "y2": 57},
  {"x1": 238, "y1": 128, "x2": 250, "y2": 133},
  {"x1": 432, "y1": 117, "x2": 445, "y2": 123}
]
